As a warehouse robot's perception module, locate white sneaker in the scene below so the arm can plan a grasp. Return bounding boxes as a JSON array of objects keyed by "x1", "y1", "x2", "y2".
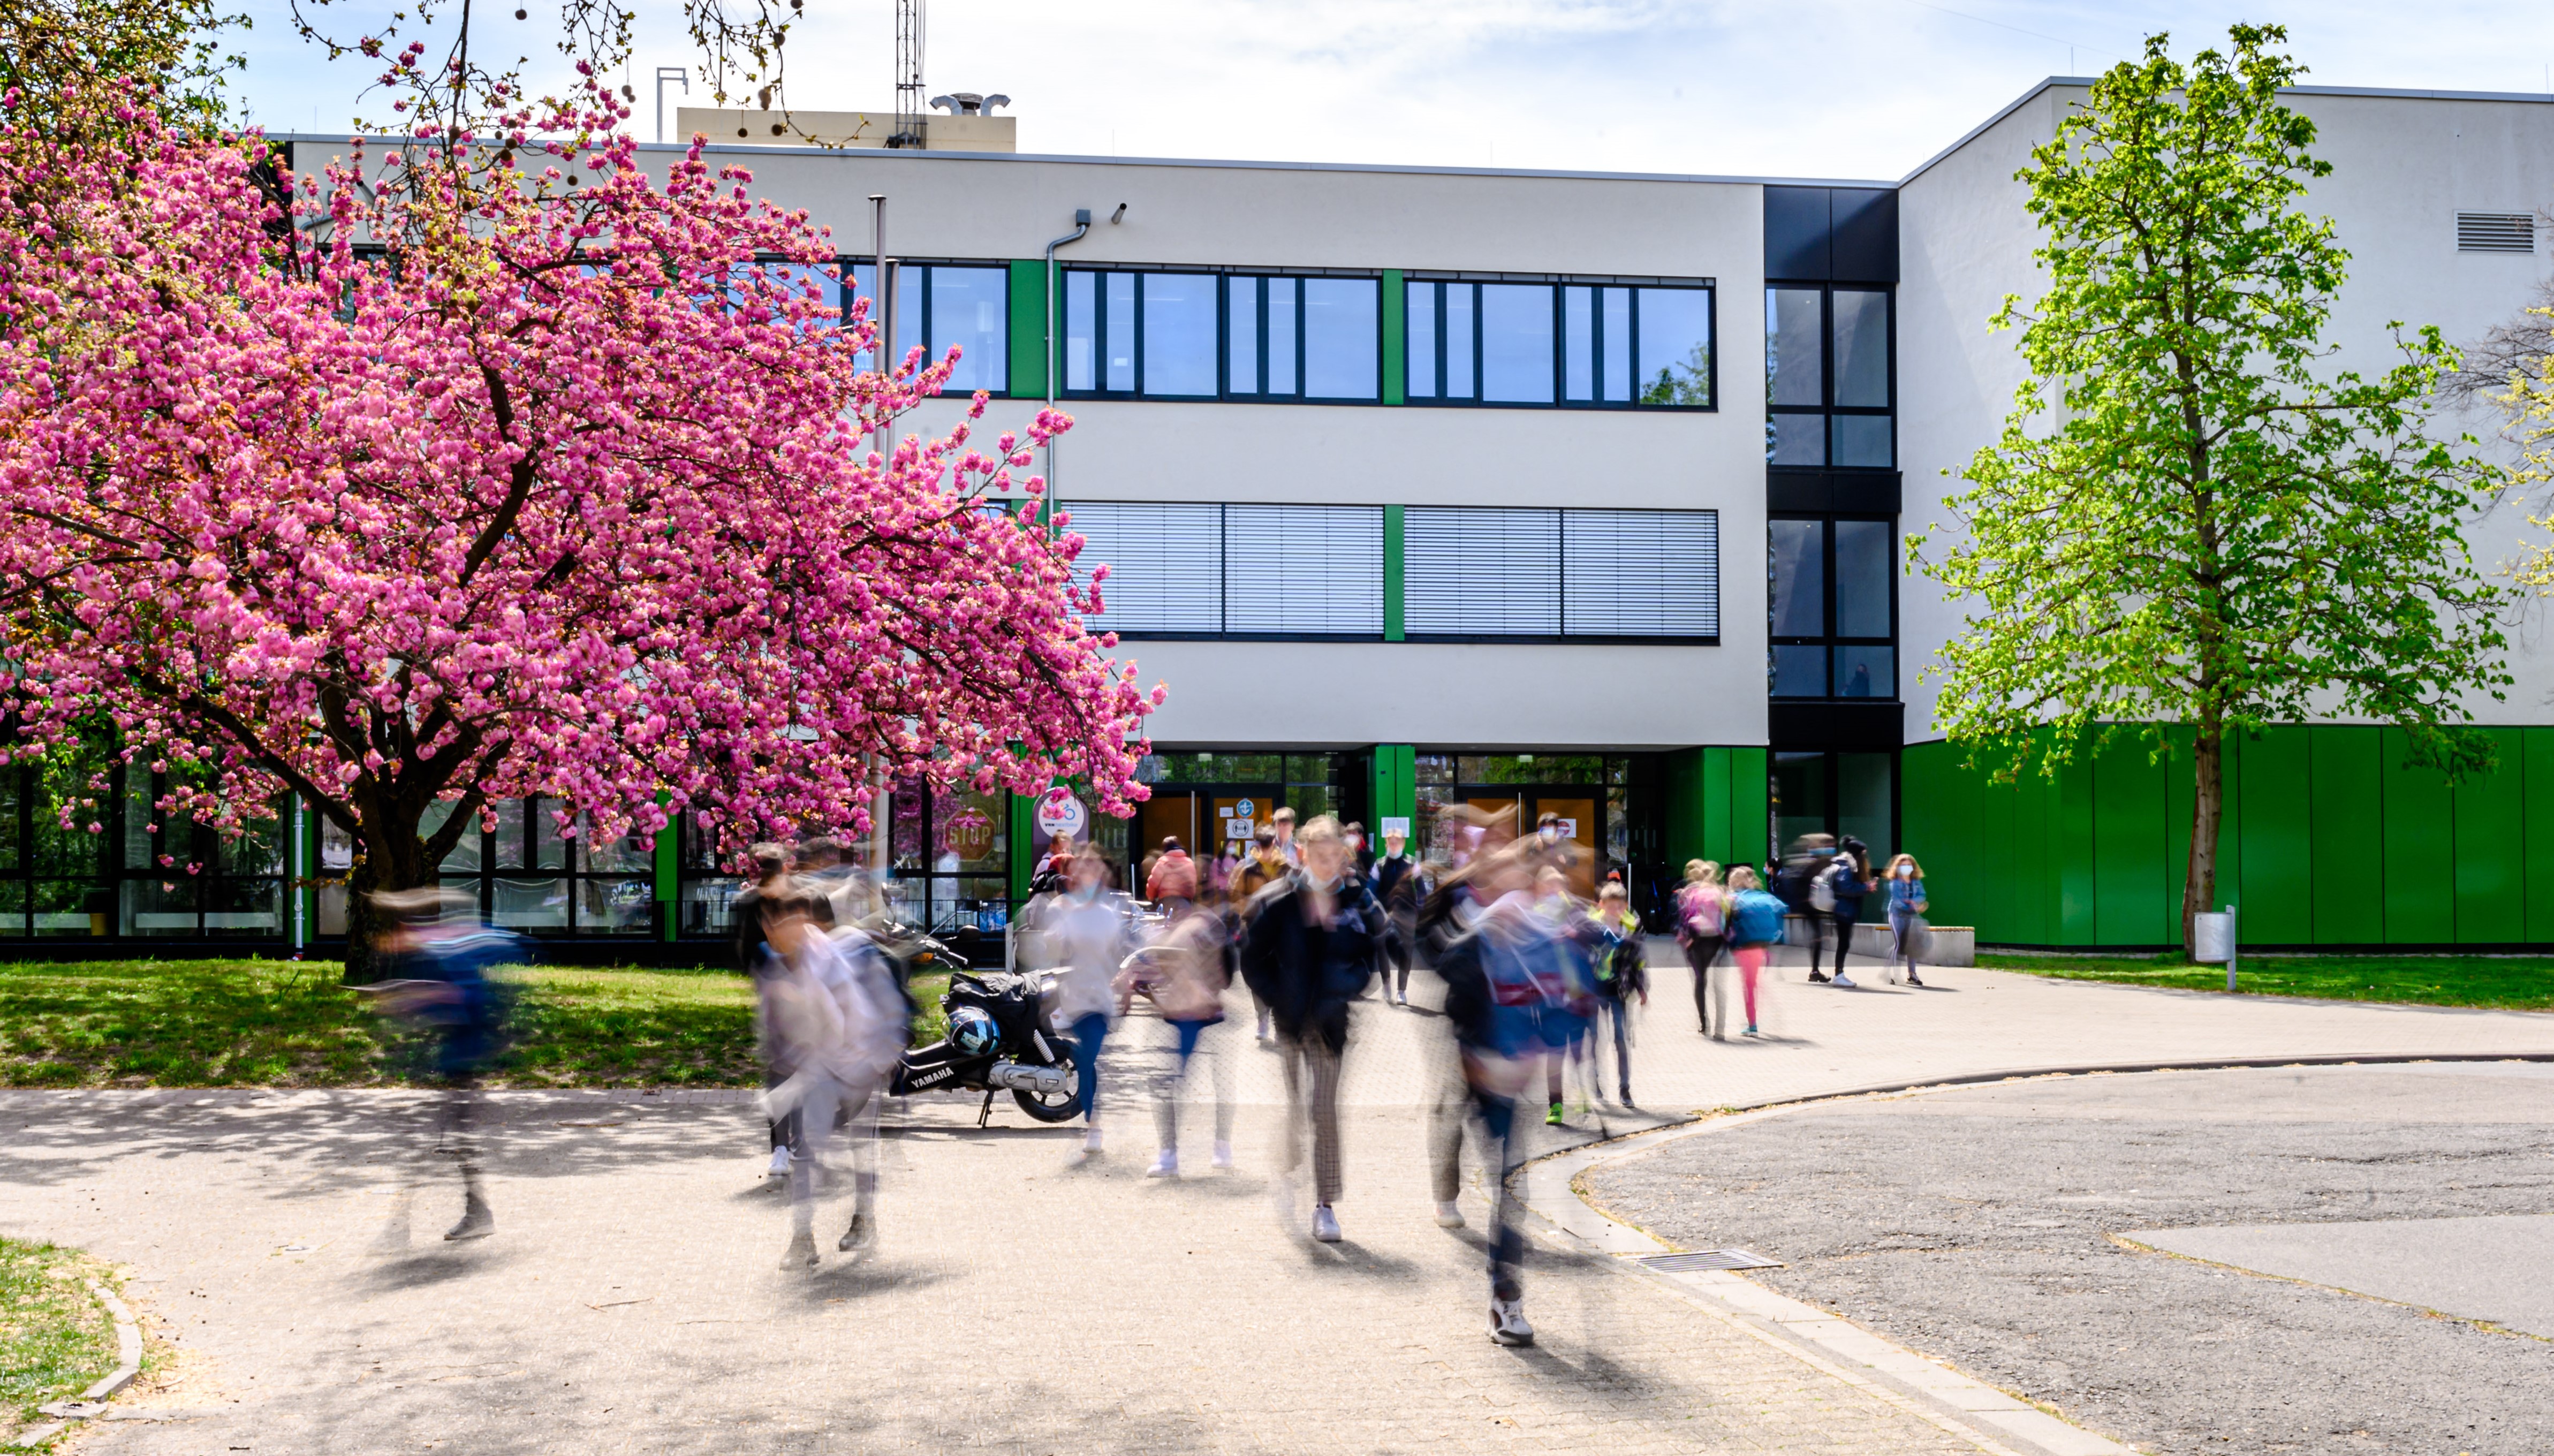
[
  {"x1": 766, "y1": 1146, "x2": 793, "y2": 1178},
  {"x1": 1147, "y1": 1150, "x2": 1178, "y2": 1178},
  {"x1": 1831, "y1": 973, "x2": 1858, "y2": 989},
  {"x1": 1394, "y1": 990, "x2": 1408, "y2": 1007},
  {"x1": 1434, "y1": 1200, "x2": 1466, "y2": 1228},
  {"x1": 1255, "y1": 1017, "x2": 1273, "y2": 1042},
  {"x1": 1071, "y1": 1127, "x2": 1104, "y2": 1165},
  {"x1": 1490, "y1": 1292, "x2": 1534, "y2": 1346},
  {"x1": 1312, "y1": 1205, "x2": 1341, "y2": 1243},
  {"x1": 1210, "y1": 1140, "x2": 1234, "y2": 1170}
]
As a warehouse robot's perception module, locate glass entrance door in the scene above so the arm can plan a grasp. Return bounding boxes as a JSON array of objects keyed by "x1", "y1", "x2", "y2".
[{"x1": 1524, "y1": 791, "x2": 1601, "y2": 897}]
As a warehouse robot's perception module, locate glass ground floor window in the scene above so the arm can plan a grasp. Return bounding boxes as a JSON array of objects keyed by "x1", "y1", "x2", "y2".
[
  {"x1": 0, "y1": 759, "x2": 289, "y2": 942},
  {"x1": 312, "y1": 794, "x2": 660, "y2": 939},
  {"x1": 1771, "y1": 750, "x2": 1897, "y2": 916},
  {"x1": 1412, "y1": 752, "x2": 1670, "y2": 927},
  {"x1": 1121, "y1": 751, "x2": 1353, "y2": 894}
]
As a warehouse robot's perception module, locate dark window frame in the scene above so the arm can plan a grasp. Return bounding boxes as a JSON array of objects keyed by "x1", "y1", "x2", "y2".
[
  {"x1": 1060, "y1": 498, "x2": 1390, "y2": 642},
  {"x1": 1768, "y1": 512, "x2": 1898, "y2": 701},
  {"x1": 1763, "y1": 282, "x2": 1894, "y2": 469},
  {"x1": 1406, "y1": 274, "x2": 1718, "y2": 412},
  {"x1": 1060, "y1": 263, "x2": 1386, "y2": 405},
  {"x1": 840, "y1": 255, "x2": 1014, "y2": 398}
]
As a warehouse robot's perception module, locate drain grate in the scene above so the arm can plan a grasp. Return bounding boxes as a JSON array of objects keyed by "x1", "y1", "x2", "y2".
[{"x1": 1638, "y1": 1248, "x2": 1783, "y2": 1273}]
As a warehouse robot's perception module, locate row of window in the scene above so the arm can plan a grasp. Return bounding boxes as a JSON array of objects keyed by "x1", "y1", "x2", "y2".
[
  {"x1": 1770, "y1": 516, "x2": 1897, "y2": 700},
  {"x1": 1765, "y1": 284, "x2": 1896, "y2": 469},
  {"x1": 1063, "y1": 269, "x2": 1717, "y2": 410},
  {"x1": 1063, "y1": 502, "x2": 1721, "y2": 641}
]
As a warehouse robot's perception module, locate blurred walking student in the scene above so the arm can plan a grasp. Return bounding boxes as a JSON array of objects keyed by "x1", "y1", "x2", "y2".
[
  {"x1": 1591, "y1": 882, "x2": 1649, "y2": 1106},
  {"x1": 363, "y1": 888, "x2": 523, "y2": 1242},
  {"x1": 1048, "y1": 850, "x2": 1137, "y2": 1162},
  {"x1": 1809, "y1": 838, "x2": 1870, "y2": 988},
  {"x1": 1528, "y1": 863, "x2": 1601, "y2": 1126},
  {"x1": 1883, "y1": 853, "x2": 1929, "y2": 987},
  {"x1": 1120, "y1": 898, "x2": 1236, "y2": 1177},
  {"x1": 1232, "y1": 828, "x2": 1290, "y2": 1040},
  {"x1": 1239, "y1": 815, "x2": 1385, "y2": 1243},
  {"x1": 1269, "y1": 805, "x2": 1301, "y2": 866},
  {"x1": 1674, "y1": 860, "x2": 1727, "y2": 1036},
  {"x1": 1433, "y1": 848, "x2": 1573, "y2": 1346},
  {"x1": 1145, "y1": 835, "x2": 1198, "y2": 911},
  {"x1": 729, "y1": 843, "x2": 799, "y2": 1180},
  {"x1": 1722, "y1": 866, "x2": 1788, "y2": 1038},
  {"x1": 1370, "y1": 823, "x2": 1421, "y2": 1006},
  {"x1": 756, "y1": 889, "x2": 906, "y2": 1269}
]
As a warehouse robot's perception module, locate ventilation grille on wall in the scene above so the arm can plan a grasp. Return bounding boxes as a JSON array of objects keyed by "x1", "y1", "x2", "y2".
[{"x1": 2457, "y1": 213, "x2": 2537, "y2": 254}]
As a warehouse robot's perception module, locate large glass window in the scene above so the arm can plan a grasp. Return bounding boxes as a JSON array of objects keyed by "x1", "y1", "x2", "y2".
[
  {"x1": 1302, "y1": 277, "x2": 1378, "y2": 399},
  {"x1": 0, "y1": 756, "x2": 287, "y2": 941},
  {"x1": 1067, "y1": 269, "x2": 1379, "y2": 403},
  {"x1": 430, "y1": 795, "x2": 656, "y2": 937},
  {"x1": 1411, "y1": 280, "x2": 1711, "y2": 410},
  {"x1": 847, "y1": 261, "x2": 1009, "y2": 393},
  {"x1": 1141, "y1": 272, "x2": 1218, "y2": 397},
  {"x1": 1770, "y1": 515, "x2": 1896, "y2": 699},
  {"x1": 1765, "y1": 284, "x2": 1892, "y2": 467},
  {"x1": 1772, "y1": 750, "x2": 1897, "y2": 909}
]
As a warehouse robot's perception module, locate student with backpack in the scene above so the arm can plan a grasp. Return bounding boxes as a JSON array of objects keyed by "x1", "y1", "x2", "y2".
[
  {"x1": 1809, "y1": 839, "x2": 1870, "y2": 988},
  {"x1": 1590, "y1": 881, "x2": 1649, "y2": 1105},
  {"x1": 1722, "y1": 866, "x2": 1788, "y2": 1037},
  {"x1": 1673, "y1": 860, "x2": 1727, "y2": 1036}
]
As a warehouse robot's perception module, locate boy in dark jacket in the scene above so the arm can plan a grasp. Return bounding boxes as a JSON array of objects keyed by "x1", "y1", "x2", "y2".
[
  {"x1": 1591, "y1": 881, "x2": 1650, "y2": 1106},
  {"x1": 1239, "y1": 815, "x2": 1384, "y2": 1243}
]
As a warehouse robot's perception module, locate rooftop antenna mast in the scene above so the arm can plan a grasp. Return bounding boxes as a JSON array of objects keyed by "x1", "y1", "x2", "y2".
[{"x1": 889, "y1": 0, "x2": 926, "y2": 148}]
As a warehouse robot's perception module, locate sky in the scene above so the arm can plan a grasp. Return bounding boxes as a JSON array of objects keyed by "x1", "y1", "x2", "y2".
[{"x1": 233, "y1": 1, "x2": 2554, "y2": 180}]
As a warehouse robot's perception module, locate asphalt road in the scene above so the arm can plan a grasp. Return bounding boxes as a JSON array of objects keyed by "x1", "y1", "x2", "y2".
[{"x1": 1582, "y1": 1063, "x2": 2554, "y2": 1456}]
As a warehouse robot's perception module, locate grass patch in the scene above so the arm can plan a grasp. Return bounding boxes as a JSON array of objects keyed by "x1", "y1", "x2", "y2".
[
  {"x1": 0, "y1": 957, "x2": 965, "y2": 1089},
  {"x1": 1980, "y1": 952, "x2": 2554, "y2": 1011},
  {"x1": 0, "y1": 1239, "x2": 118, "y2": 1438}
]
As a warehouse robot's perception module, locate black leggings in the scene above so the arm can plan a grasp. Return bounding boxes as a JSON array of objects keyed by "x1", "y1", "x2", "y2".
[
  {"x1": 1681, "y1": 935, "x2": 1724, "y2": 1030},
  {"x1": 1812, "y1": 912, "x2": 1859, "y2": 974}
]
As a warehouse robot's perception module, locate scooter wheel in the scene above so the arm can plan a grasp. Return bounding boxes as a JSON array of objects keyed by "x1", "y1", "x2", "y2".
[{"x1": 1012, "y1": 1045, "x2": 1082, "y2": 1124}]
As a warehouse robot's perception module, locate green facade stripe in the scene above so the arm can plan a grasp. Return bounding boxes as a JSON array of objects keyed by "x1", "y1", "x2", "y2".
[
  {"x1": 2379, "y1": 726, "x2": 2454, "y2": 943},
  {"x1": 2306, "y1": 726, "x2": 2378, "y2": 944},
  {"x1": 1708, "y1": 746, "x2": 1737, "y2": 866},
  {"x1": 1382, "y1": 504, "x2": 1406, "y2": 641},
  {"x1": 2528, "y1": 729, "x2": 2554, "y2": 941},
  {"x1": 2055, "y1": 755, "x2": 2095, "y2": 945},
  {"x1": 655, "y1": 793, "x2": 679, "y2": 943},
  {"x1": 2453, "y1": 727, "x2": 2522, "y2": 943},
  {"x1": 1663, "y1": 748, "x2": 1703, "y2": 870},
  {"x1": 1730, "y1": 747, "x2": 1769, "y2": 868},
  {"x1": 2238, "y1": 727, "x2": 2309, "y2": 943},
  {"x1": 1008, "y1": 260, "x2": 1048, "y2": 401},
  {"x1": 1008, "y1": 791, "x2": 1035, "y2": 903},
  {"x1": 1381, "y1": 269, "x2": 1406, "y2": 405}
]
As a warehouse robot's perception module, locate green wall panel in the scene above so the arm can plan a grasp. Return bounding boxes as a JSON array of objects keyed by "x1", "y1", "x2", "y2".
[
  {"x1": 1731, "y1": 747, "x2": 1770, "y2": 870},
  {"x1": 2056, "y1": 756, "x2": 2095, "y2": 945},
  {"x1": 1663, "y1": 748, "x2": 1703, "y2": 871},
  {"x1": 2237, "y1": 727, "x2": 2312, "y2": 943},
  {"x1": 2529, "y1": 729, "x2": 2554, "y2": 942},
  {"x1": 1381, "y1": 269, "x2": 1406, "y2": 405},
  {"x1": 1006, "y1": 260, "x2": 1048, "y2": 401},
  {"x1": 2379, "y1": 726, "x2": 2454, "y2": 944},
  {"x1": 1007, "y1": 791, "x2": 1035, "y2": 903},
  {"x1": 2453, "y1": 727, "x2": 2522, "y2": 944},
  {"x1": 2092, "y1": 736, "x2": 2170, "y2": 945},
  {"x1": 1382, "y1": 504, "x2": 1406, "y2": 641},
  {"x1": 2306, "y1": 726, "x2": 2379, "y2": 945}
]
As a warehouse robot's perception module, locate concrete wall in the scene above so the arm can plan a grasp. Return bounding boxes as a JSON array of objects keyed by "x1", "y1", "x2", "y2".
[{"x1": 1896, "y1": 85, "x2": 2554, "y2": 742}]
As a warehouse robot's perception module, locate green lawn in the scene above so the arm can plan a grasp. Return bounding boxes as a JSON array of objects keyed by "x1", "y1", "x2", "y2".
[
  {"x1": 0, "y1": 1239, "x2": 119, "y2": 1442},
  {"x1": 0, "y1": 959, "x2": 959, "y2": 1089},
  {"x1": 1980, "y1": 952, "x2": 2554, "y2": 1011}
]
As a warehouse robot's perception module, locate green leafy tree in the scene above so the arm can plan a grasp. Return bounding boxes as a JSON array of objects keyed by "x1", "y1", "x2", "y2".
[{"x1": 1911, "y1": 25, "x2": 2511, "y2": 950}]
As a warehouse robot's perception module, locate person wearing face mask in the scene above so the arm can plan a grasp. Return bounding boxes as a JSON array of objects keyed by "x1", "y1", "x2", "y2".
[
  {"x1": 1882, "y1": 853, "x2": 1929, "y2": 987},
  {"x1": 1239, "y1": 815, "x2": 1385, "y2": 1243},
  {"x1": 1048, "y1": 850, "x2": 1138, "y2": 1163}
]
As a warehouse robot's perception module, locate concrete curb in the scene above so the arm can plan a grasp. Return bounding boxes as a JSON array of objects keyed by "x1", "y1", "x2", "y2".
[
  {"x1": 14, "y1": 1280, "x2": 141, "y2": 1448},
  {"x1": 1509, "y1": 1052, "x2": 2554, "y2": 1456}
]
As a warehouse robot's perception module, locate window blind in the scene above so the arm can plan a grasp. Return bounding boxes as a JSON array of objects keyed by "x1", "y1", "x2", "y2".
[
  {"x1": 1563, "y1": 509, "x2": 1720, "y2": 638},
  {"x1": 1223, "y1": 504, "x2": 1385, "y2": 635},
  {"x1": 1404, "y1": 507, "x2": 1562, "y2": 635},
  {"x1": 1058, "y1": 501, "x2": 1223, "y2": 634}
]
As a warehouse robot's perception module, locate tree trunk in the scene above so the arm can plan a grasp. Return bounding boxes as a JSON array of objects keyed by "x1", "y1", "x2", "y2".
[
  {"x1": 338, "y1": 804, "x2": 434, "y2": 984},
  {"x1": 2180, "y1": 718, "x2": 2224, "y2": 954}
]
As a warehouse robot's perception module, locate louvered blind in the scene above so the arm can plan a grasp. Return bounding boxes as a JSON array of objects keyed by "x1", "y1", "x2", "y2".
[
  {"x1": 1059, "y1": 500, "x2": 1223, "y2": 634},
  {"x1": 2458, "y1": 213, "x2": 2536, "y2": 254},
  {"x1": 1404, "y1": 507, "x2": 1563, "y2": 635},
  {"x1": 1563, "y1": 509, "x2": 1720, "y2": 638},
  {"x1": 1223, "y1": 504, "x2": 1385, "y2": 635}
]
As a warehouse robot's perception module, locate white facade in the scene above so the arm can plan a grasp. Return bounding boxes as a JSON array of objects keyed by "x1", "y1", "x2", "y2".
[{"x1": 1898, "y1": 82, "x2": 2554, "y2": 739}]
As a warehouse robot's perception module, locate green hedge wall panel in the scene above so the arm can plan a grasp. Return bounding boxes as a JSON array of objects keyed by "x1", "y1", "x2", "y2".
[
  {"x1": 2453, "y1": 727, "x2": 2522, "y2": 944},
  {"x1": 2093, "y1": 737, "x2": 2170, "y2": 945},
  {"x1": 2379, "y1": 726, "x2": 2455, "y2": 944},
  {"x1": 2237, "y1": 727, "x2": 2312, "y2": 944},
  {"x1": 2529, "y1": 730, "x2": 2554, "y2": 942},
  {"x1": 1006, "y1": 260, "x2": 1048, "y2": 401},
  {"x1": 2307, "y1": 726, "x2": 2380, "y2": 945}
]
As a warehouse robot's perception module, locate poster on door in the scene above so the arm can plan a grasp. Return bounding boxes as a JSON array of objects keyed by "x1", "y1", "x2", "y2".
[{"x1": 1216, "y1": 797, "x2": 1258, "y2": 844}]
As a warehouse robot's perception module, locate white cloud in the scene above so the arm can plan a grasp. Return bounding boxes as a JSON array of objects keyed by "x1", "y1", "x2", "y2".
[{"x1": 236, "y1": 0, "x2": 2554, "y2": 180}]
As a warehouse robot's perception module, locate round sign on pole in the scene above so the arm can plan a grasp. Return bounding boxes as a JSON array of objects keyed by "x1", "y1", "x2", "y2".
[{"x1": 1034, "y1": 787, "x2": 1088, "y2": 841}]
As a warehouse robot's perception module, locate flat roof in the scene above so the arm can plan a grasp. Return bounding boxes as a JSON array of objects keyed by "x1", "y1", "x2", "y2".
[{"x1": 271, "y1": 77, "x2": 2554, "y2": 201}]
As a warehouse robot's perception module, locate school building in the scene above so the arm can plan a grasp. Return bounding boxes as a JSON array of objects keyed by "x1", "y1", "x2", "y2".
[{"x1": 5, "y1": 77, "x2": 2550, "y2": 959}]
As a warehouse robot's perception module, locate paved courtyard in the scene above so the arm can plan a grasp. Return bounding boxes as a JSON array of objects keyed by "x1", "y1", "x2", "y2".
[{"x1": 7, "y1": 946, "x2": 2550, "y2": 1454}]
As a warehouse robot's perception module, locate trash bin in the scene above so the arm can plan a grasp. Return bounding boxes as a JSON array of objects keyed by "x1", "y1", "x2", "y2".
[{"x1": 2192, "y1": 911, "x2": 2235, "y2": 964}]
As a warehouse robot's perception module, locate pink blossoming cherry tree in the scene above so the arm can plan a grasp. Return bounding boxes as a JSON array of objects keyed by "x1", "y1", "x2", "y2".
[{"x1": 0, "y1": 87, "x2": 1157, "y2": 977}]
